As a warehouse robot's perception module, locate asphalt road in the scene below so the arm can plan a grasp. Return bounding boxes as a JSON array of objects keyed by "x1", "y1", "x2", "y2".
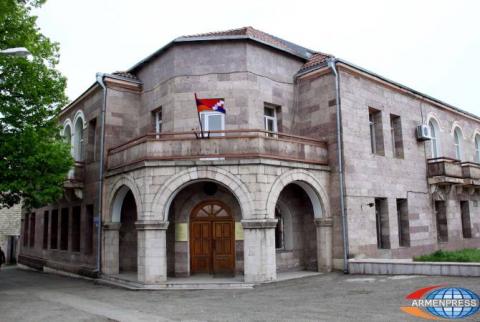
[{"x1": 1, "y1": 266, "x2": 480, "y2": 322}]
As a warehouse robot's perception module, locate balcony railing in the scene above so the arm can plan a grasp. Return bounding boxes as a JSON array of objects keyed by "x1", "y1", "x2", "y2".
[
  {"x1": 107, "y1": 129, "x2": 328, "y2": 170},
  {"x1": 65, "y1": 161, "x2": 85, "y2": 189},
  {"x1": 427, "y1": 158, "x2": 480, "y2": 186}
]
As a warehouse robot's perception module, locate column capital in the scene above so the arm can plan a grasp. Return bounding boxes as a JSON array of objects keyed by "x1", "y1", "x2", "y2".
[
  {"x1": 315, "y1": 217, "x2": 333, "y2": 227},
  {"x1": 103, "y1": 222, "x2": 121, "y2": 230},
  {"x1": 241, "y1": 219, "x2": 278, "y2": 229},
  {"x1": 135, "y1": 220, "x2": 169, "y2": 230}
]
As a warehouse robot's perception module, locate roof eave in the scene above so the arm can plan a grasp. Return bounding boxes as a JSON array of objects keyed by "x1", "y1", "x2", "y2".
[
  {"x1": 59, "y1": 73, "x2": 143, "y2": 117},
  {"x1": 297, "y1": 58, "x2": 480, "y2": 122}
]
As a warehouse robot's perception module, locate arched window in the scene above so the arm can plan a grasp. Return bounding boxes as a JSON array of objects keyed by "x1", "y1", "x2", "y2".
[
  {"x1": 475, "y1": 134, "x2": 480, "y2": 163},
  {"x1": 454, "y1": 127, "x2": 463, "y2": 160},
  {"x1": 73, "y1": 117, "x2": 84, "y2": 161},
  {"x1": 428, "y1": 120, "x2": 440, "y2": 158},
  {"x1": 275, "y1": 208, "x2": 284, "y2": 250},
  {"x1": 63, "y1": 124, "x2": 72, "y2": 147}
]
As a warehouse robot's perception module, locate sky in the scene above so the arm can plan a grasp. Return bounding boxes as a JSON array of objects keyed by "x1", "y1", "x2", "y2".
[{"x1": 34, "y1": 0, "x2": 480, "y2": 115}]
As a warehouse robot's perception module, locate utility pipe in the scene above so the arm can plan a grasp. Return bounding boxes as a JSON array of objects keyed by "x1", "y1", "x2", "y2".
[
  {"x1": 326, "y1": 58, "x2": 349, "y2": 274},
  {"x1": 94, "y1": 73, "x2": 107, "y2": 275}
]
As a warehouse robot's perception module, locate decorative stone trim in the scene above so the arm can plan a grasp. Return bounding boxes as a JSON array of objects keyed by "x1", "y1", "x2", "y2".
[
  {"x1": 103, "y1": 222, "x2": 121, "y2": 230},
  {"x1": 315, "y1": 217, "x2": 333, "y2": 227},
  {"x1": 241, "y1": 219, "x2": 278, "y2": 229},
  {"x1": 135, "y1": 220, "x2": 169, "y2": 230}
]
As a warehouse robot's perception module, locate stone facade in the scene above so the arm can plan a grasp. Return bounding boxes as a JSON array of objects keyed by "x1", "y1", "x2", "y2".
[
  {"x1": 0, "y1": 204, "x2": 21, "y2": 263},
  {"x1": 18, "y1": 27, "x2": 480, "y2": 284}
]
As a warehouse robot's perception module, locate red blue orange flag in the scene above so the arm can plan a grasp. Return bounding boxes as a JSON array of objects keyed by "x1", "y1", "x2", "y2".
[{"x1": 195, "y1": 93, "x2": 225, "y2": 114}]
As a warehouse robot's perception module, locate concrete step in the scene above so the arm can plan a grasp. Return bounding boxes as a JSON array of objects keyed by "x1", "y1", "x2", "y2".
[{"x1": 98, "y1": 275, "x2": 254, "y2": 290}]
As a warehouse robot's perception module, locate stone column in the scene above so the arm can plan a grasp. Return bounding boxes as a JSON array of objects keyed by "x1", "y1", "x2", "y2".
[
  {"x1": 136, "y1": 220, "x2": 169, "y2": 284},
  {"x1": 102, "y1": 222, "x2": 121, "y2": 275},
  {"x1": 242, "y1": 219, "x2": 277, "y2": 283},
  {"x1": 315, "y1": 217, "x2": 333, "y2": 272}
]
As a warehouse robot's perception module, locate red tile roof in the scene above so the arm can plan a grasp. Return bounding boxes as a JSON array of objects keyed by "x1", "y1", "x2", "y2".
[
  {"x1": 299, "y1": 53, "x2": 331, "y2": 73},
  {"x1": 179, "y1": 26, "x2": 316, "y2": 59}
]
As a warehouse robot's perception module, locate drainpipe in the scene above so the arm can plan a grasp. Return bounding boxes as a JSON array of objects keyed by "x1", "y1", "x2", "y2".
[
  {"x1": 326, "y1": 58, "x2": 349, "y2": 274},
  {"x1": 95, "y1": 72, "x2": 107, "y2": 276}
]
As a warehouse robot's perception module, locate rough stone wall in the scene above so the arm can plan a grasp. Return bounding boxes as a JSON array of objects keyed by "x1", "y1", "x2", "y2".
[
  {"x1": 0, "y1": 204, "x2": 21, "y2": 262},
  {"x1": 338, "y1": 68, "x2": 480, "y2": 258},
  {"x1": 135, "y1": 41, "x2": 303, "y2": 134},
  {"x1": 295, "y1": 72, "x2": 344, "y2": 268}
]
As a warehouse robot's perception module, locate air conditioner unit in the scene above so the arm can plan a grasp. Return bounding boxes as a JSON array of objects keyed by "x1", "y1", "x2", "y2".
[{"x1": 416, "y1": 124, "x2": 431, "y2": 141}]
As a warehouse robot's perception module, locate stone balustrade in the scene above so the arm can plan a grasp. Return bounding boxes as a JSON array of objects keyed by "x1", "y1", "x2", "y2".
[{"x1": 107, "y1": 129, "x2": 328, "y2": 170}]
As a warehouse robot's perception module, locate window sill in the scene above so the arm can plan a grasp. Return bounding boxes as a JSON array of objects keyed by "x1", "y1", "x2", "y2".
[{"x1": 276, "y1": 249, "x2": 293, "y2": 254}]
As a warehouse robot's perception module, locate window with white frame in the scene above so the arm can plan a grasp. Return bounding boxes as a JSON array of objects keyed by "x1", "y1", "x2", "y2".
[
  {"x1": 153, "y1": 107, "x2": 162, "y2": 134},
  {"x1": 74, "y1": 117, "x2": 84, "y2": 161},
  {"x1": 428, "y1": 120, "x2": 440, "y2": 158},
  {"x1": 63, "y1": 124, "x2": 72, "y2": 149},
  {"x1": 454, "y1": 127, "x2": 463, "y2": 160},
  {"x1": 475, "y1": 134, "x2": 480, "y2": 163},
  {"x1": 264, "y1": 105, "x2": 278, "y2": 134},
  {"x1": 200, "y1": 111, "x2": 225, "y2": 137}
]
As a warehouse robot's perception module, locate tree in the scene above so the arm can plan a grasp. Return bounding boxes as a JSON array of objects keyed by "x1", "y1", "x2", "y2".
[{"x1": 0, "y1": 0, "x2": 73, "y2": 210}]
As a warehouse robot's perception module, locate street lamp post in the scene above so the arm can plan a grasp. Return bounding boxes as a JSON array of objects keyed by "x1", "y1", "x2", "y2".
[{"x1": 0, "y1": 47, "x2": 31, "y2": 57}]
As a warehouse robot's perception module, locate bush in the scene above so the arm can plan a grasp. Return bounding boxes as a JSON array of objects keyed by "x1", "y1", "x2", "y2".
[{"x1": 413, "y1": 249, "x2": 480, "y2": 263}]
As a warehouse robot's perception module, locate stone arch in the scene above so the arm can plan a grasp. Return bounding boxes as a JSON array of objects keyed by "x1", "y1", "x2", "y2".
[
  {"x1": 73, "y1": 111, "x2": 86, "y2": 161},
  {"x1": 451, "y1": 122, "x2": 465, "y2": 138},
  {"x1": 471, "y1": 129, "x2": 480, "y2": 143},
  {"x1": 266, "y1": 169, "x2": 330, "y2": 219},
  {"x1": 62, "y1": 118, "x2": 73, "y2": 137},
  {"x1": 150, "y1": 167, "x2": 254, "y2": 221},
  {"x1": 73, "y1": 110, "x2": 87, "y2": 130},
  {"x1": 107, "y1": 175, "x2": 143, "y2": 223},
  {"x1": 426, "y1": 113, "x2": 443, "y2": 132}
]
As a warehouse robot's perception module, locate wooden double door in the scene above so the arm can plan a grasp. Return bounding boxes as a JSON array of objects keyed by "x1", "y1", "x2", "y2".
[{"x1": 190, "y1": 201, "x2": 235, "y2": 275}]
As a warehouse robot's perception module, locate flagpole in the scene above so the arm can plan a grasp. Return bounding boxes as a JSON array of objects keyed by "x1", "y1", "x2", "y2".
[{"x1": 194, "y1": 93, "x2": 204, "y2": 138}]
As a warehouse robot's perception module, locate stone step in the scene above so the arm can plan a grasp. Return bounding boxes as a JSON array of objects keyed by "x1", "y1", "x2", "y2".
[{"x1": 98, "y1": 275, "x2": 254, "y2": 290}]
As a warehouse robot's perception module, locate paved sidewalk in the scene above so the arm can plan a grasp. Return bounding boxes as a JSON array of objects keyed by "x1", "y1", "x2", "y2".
[{"x1": 1, "y1": 266, "x2": 480, "y2": 321}]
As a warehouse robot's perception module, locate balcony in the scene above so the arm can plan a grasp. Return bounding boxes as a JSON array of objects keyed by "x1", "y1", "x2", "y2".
[
  {"x1": 461, "y1": 162, "x2": 480, "y2": 186},
  {"x1": 65, "y1": 161, "x2": 85, "y2": 189},
  {"x1": 427, "y1": 158, "x2": 464, "y2": 185},
  {"x1": 107, "y1": 129, "x2": 328, "y2": 171}
]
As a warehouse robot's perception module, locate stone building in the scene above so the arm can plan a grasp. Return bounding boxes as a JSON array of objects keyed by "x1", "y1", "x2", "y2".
[
  {"x1": 0, "y1": 204, "x2": 21, "y2": 264},
  {"x1": 18, "y1": 27, "x2": 480, "y2": 285}
]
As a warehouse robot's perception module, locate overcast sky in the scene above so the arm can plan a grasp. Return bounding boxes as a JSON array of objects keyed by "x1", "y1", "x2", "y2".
[{"x1": 34, "y1": 0, "x2": 480, "y2": 115}]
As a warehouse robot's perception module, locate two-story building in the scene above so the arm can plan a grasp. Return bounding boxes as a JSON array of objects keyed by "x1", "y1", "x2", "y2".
[{"x1": 18, "y1": 27, "x2": 480, "y2": 286}]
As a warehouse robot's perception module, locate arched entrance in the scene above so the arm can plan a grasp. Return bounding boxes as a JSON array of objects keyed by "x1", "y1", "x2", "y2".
[
  {"x1": 190, "y1": 200, "x2": 235, "y2": 275},
  {"x1": 164, "y1": 181, "x2": 243, "y2": 278},
  {"x1": 274, "y1": 183, "x2": 317, "y2": 272},
  {"x1": 103, "y1": 184, "x2": 139, "y2": 278},
  {"x1": 119, "y1": 190, "x2": 137, "y2": 273}
]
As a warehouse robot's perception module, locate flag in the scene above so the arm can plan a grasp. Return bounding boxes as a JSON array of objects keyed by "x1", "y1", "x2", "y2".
[{"x1": 195, "y1": 94, "x2": 225, "y2": 114}]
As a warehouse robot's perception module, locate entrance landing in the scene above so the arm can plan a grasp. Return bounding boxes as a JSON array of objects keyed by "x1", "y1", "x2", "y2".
[{"x1": 98, "y1": 271, "x2": 322, "y2": 290}]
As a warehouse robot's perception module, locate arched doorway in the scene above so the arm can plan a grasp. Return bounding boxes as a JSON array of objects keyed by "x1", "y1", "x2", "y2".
[
  {"x1": 164, "y1": 181, "x2": 242, "y2": 278},
  {"x1": 190, "y1": 200, "x2": 235, "y2": 275},
  {"x1": 119, "y1": 190, "x2": 137, "y2": 273},
  {"x1": 105, "y1": 184, "x2": 139, "y2": 278},
  {"x1": 274, "y1": 183, "x2": 317, "y2": 272}
]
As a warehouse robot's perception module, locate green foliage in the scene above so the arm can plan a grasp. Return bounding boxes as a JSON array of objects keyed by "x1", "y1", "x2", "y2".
[
  {"x1": 0, "y1": 0, "x2": 73, "y2": 210},
  {"x1": 413, "y1": 249, "x2": 480, "y2": 263}
]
